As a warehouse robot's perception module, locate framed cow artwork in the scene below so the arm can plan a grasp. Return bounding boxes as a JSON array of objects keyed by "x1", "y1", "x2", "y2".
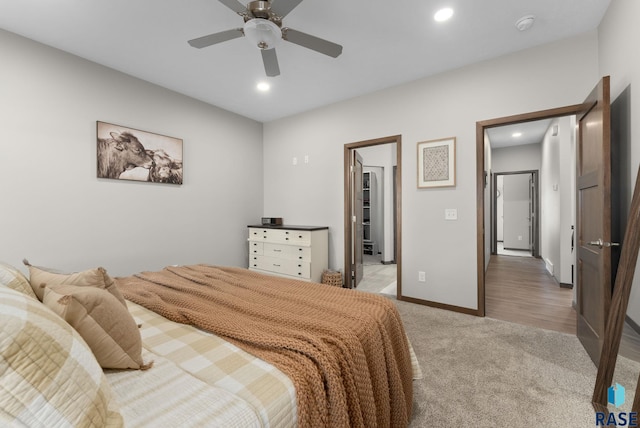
[{"x1": 96, "y1": 121, "x2": 183, "y2": 185}]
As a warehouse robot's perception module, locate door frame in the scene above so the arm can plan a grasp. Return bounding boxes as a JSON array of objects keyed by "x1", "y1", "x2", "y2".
[
  {"x1": 492, "y1": 170, "x2": 539, "y2": 257},
  {"x1": 476, "y1": 105, "x2": 583, "y2": 316},
  {"x1": 344, "y1": 135, "x2": 402, "y2": 292}
]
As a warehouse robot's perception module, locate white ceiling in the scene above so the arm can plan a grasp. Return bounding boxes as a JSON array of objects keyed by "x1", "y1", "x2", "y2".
[
  {"x1": 0, "y1": 0, "x2": 610, "y2": 122},
  {"x1": 487, "y1": 119, "x2": 553, "y2": 149}
]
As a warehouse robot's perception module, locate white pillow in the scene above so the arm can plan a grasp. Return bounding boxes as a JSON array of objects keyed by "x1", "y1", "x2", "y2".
[{"x1": 0, "y1": 286, "x2": 123, "y2": 427}]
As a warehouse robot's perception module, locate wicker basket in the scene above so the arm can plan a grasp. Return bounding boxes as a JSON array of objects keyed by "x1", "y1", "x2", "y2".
[{"x1": 321, "y1": 270, "x2": 343, "y2": 287}]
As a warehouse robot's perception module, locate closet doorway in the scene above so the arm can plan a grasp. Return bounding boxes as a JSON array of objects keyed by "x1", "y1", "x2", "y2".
[{"x1": 344, "y1": 135, "x2": 402, "y2": 297}]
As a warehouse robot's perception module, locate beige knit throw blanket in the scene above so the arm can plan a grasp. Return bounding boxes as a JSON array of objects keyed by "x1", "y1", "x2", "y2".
[{"x1": 116, "y1": 264, "x2": 412, "y2": 428}]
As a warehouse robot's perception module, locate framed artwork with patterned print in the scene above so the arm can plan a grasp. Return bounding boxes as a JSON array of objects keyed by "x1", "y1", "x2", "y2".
[{"x1": 417, "y1": 137, "x2": 456, "y2": 188}]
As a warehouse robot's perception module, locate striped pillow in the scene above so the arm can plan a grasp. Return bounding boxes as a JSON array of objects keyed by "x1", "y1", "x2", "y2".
[
  {"x1": 0, "y1": 286, "x2": 123, "y2": 427},
  {"x1": 0, "y1": 261, "x2": 37, "y2": 300}
]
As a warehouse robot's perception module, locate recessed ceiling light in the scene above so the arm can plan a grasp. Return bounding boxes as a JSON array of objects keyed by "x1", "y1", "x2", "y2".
[
  {"x1": 512, "y1": 132, "x2": 523, "y2": 138},
  {"x1": 434, "y1": 8, "x2": 454, "y2": 22},
  {"x1": 256, "y1": 82, "x2": 270, "y2": 92}
]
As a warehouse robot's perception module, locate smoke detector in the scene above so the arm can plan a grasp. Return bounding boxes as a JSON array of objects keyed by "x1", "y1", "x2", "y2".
[{"x1": 515, "y1": 15, "x2": 535, "y2": 32}]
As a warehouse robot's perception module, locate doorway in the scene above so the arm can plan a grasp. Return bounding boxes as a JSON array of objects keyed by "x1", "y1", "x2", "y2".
[
  {"x1": 344, "y1": 135, "x2": 402, "y2": 296},
  {"x1": 476, "y1": 103, "x2": 586, "y2": 317},
  {"x1": 493, "y1": 171, "x2": 539, "y2": 258},
  {"x1": 484, "y1": 116, "x2": 574, "y2": 334}
]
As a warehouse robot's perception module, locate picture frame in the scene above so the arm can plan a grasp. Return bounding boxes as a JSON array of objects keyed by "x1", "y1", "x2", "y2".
[
  {"x1": 96, "y1": 121, "x2": 183, "y2": 185},
  {"x1": 417, "y1": 137, "x2": 456, "y2": 188}
]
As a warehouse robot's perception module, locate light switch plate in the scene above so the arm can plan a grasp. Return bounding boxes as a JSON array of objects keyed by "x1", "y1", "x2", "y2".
[{"x1": 445, "y1": 208, "x2": 458, "y2": 220}]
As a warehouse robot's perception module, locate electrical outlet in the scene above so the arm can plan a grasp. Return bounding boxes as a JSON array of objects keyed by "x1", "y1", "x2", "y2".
[
  {"x1": 292, "y1": 157, "x2": 298, "y2": 165},
  {"x1": 518, "y1": 235, "x2": 523, "y2": 241},
  {"x1": 445, "y1": 209, "x2": 458, "y2": 220},
  {"x1": 304, "y1": 155, "x2": 309, "y2": 164},
  {"x1": 418, "y1": 271, "x2": 426, "y2": 282}
]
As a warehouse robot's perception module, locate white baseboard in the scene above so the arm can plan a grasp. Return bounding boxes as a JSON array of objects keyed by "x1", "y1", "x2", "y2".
[{"x1": 545, "y1": 258, "x2": 554, "y2": 275}]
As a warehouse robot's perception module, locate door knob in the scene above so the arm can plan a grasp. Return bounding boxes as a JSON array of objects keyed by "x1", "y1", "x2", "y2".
[{"x1": 587, "y1": 238, "x2": 620, "y2": 249}]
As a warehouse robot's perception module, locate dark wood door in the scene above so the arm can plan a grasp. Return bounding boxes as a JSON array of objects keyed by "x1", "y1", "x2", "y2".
[{"x1": 577, "y1": 76, "x2": 612, "y2": 365}]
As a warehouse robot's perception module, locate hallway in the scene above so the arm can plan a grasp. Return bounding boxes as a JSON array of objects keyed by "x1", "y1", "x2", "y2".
[{"x1": 485, "y1": 254, "x2": 576, "y2": 334}]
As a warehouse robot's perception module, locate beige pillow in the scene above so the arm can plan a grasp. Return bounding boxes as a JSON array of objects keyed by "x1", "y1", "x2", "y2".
[
  {"x1": 0, "y1": 261, "x2": 37, "y2": 299},
  {"x1": 25, "y1": 260, "x2": 126, "y2": 306},
  {"x1": 43, "y1": 283, "x2": 151, "y2": 370},
  {"x1": 0, "y1": 286, "x2": 123, "y2": 427}
]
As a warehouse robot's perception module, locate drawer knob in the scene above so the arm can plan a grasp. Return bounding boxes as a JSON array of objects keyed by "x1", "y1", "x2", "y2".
[
  {"x1": 253, "y1": 264, "x2": 257, "y2": 267},
  {"x1": 286, "y1": 237, "x2": 289, "y2": 240},
  {"x1": 299, "y1": 256, "x2": 302, "y2": 260}
]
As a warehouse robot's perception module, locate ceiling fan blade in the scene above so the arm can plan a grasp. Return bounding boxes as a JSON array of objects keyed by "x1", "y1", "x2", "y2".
[
  {"x1": 270, "y1": 0, "x2": 304, "y2": 18},
  {"x1": 282, "y1": 28, "x2": 343, "y2": 58},
  {"x1": 218, "y1": 0, "x2": 247, "y2": 15},
  {"x1": 261, "y1": 48, "x2": 281, "y2": 77},
  {"x1": 188, "y1": 28, "x2": 243, "y2": 49}
]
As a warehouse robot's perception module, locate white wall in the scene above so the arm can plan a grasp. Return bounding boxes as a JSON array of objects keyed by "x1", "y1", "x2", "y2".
[
  {"x1": 598, "y1": 0, "x2": 640, "y2": 323},
  {"x1": 0, "y1": 29, "x2": 263, "y2": 277},
  {"x1": 497, "y1": 176, "x2": 504, "y2": 242},
  {"x1": 559, "y1": 116, "x2": 577, "y2": 285},
  {"x1": 263, "y1": 32, "x2": 599, "y2": 311},
  {"x1": 541, "y1": 120, "x2": 561, "y2": 277},
  {"x1": 484, "y1": 132, "x2": 492, "y2": 269},
  {"x1": 540, "y1": 117, "x2": 575, "y2": 284},
  {"x1": 492, "y1": 143, "x2": 542, "y2": 174}
]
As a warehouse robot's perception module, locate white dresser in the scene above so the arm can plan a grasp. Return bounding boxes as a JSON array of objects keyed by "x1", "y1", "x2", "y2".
[{"x1": 248, "y1": 225, "x2": 329, "y2": 282}]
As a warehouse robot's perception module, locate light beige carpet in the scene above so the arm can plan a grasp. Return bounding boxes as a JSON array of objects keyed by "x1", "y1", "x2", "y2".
[{"x1": 394, "y1": 299, "x2": 640, "y2": 427}]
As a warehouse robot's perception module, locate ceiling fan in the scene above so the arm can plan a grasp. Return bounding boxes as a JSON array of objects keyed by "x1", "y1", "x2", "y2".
[{"x1": 188, "y1": 0, "x2": 343, "y2": 77}]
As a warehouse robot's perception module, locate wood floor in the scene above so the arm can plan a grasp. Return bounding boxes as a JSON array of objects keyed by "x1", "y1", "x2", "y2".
[{"x1": 485, "y1": 254, "x2": 576, "y2": 334}]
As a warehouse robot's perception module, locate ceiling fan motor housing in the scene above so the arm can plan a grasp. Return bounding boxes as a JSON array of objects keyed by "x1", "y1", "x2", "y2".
[{"x1": 246, "y1": 1, "x2": 282, "y2": 24}]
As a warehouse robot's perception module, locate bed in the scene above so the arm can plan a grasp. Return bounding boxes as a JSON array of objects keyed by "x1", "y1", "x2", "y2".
[{"x1": 1, "y1": 262, "x2": 421, "y2": 427}]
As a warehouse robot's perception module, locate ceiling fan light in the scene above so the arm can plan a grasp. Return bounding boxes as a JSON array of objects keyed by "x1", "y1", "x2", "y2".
[{"x1": 244, "y1": 18, "x2": 281, "y2": 49}]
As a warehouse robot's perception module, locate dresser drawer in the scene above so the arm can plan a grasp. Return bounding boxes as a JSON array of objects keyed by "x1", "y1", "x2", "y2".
[
  {"x1": 263, "y1": 243, "x2": 311, "y2": 261},
  {"x1": 250, "y1": 256, "x2": 311, "y2": 279},
  {"x1": 248, "y1": 228, "x2": 310, "y2": 245},
  {"x1": 249, "y1": 241, "x2": 263, "y2": 255}
]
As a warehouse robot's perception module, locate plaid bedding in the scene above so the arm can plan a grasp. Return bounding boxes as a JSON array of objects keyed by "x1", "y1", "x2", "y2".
[
  {"x1": 0, "y1": 286, "x2": 123, "y2": 427},
  {"x1": 125, "y1": 301, "x2": 297, "y2": 428},
  {"x1": 105, "y1": 349, "x2": 262, "y2": 427}
]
